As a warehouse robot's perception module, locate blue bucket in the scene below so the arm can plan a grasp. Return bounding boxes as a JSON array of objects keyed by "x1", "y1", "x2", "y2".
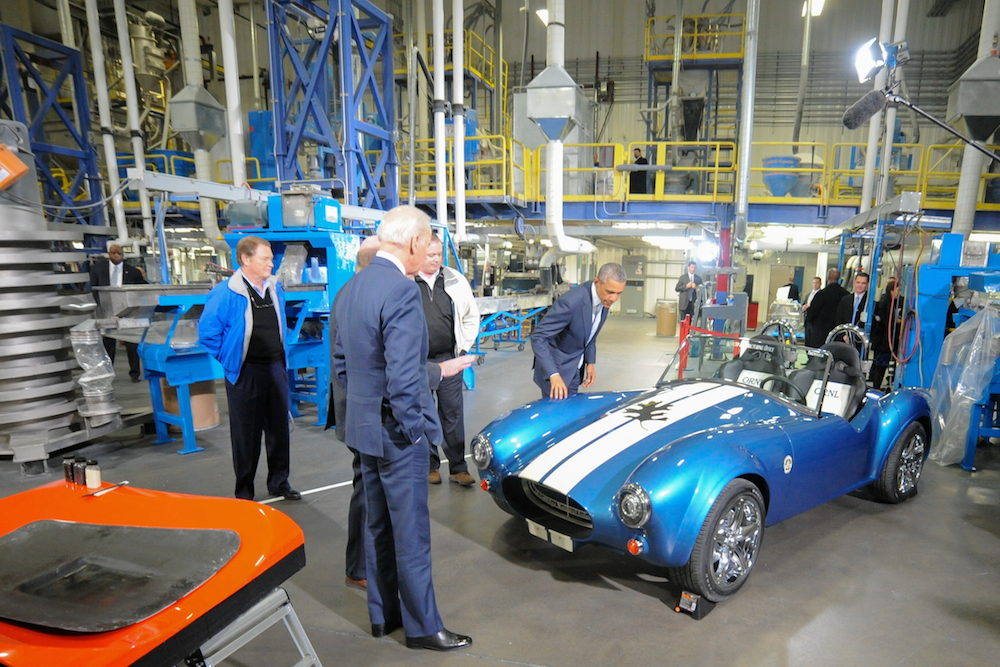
[{"x1": 762, "y1": 156, "x2": 801, "y2": 197}]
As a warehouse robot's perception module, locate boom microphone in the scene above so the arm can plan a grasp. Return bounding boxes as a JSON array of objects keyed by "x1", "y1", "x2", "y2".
[{"x1": 842, "y1": 90, "x2": 888, "y2": 130}]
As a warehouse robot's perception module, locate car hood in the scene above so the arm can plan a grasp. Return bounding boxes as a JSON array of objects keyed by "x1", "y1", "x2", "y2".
[{"x1": 508, "y1": 380, "x2": 795, "y2": 507}]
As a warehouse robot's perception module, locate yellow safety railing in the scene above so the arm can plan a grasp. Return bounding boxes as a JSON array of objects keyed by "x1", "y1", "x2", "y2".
[
  {"x1": 748, "y1": 142, "x2": 829, "y2": 205},
  {"x1": 509, "y1": 138, "x2": 531, "y2": 203},
  {"x1": 215, "y1": 157, "x2": 276, "y2": 188},
  {"x1": 829, "y1": 142, "x2": 925, "y2": 207},
  {"x1": 399, "y1": 137, "x2": 452, "y2": 200},
  {"x1": 624, "y1": 141, "x2": 736, "y2": 202},
  {"x1": 534, "y1": 143, "x2": 627, "y2": 203},
  {"x1": 394, "y1": 29, "x2": 499, "y2": 91},
  {"x1": 922, "y1": 143, "x2": 1000, "y2": 211},
  {"x1": 645, "y1": 14, "x2": 745, "y2": 62}
]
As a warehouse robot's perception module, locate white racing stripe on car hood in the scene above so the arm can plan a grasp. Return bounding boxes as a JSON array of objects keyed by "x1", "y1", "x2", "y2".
[
  {"x1": 539, "y1": 384, "x2": 749, "y2": 495},
  {"x1": 519, "y1": 382, "x2": 717, "y2": 485}
]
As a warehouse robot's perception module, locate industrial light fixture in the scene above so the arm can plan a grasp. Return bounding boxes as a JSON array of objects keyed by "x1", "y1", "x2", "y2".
[
  {"x1": 801, "y1": 0, "x2": 825, "y2": 17},
  {"x1": 696, "y1": 241, "x2": 719, "y2": 263},
  {"x1": 642, "y1": 235, "x2": 692, "y2": 251},
  {"x1": 535, "y1": 8, "x2": 549, "y2": 25},
  {"x1": 854, "y1": 37, "x2": 911, "y2": 83},
  {"x1": 855, "y1": 38, "x2": 887, "y2": 83}
]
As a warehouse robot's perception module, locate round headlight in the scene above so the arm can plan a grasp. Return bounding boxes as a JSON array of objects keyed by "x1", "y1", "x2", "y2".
[
  {"x1": 617, "y1": 483, "x2": 651, "y2": 529},
  {"x1": 471, "y1": 434, "x2": 493, "y2": 469}
]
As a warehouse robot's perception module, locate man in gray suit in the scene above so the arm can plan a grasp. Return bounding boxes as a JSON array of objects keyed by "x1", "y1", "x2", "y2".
[{"x1": 675, "y1": 261, "x2": 703, "y2": 323}]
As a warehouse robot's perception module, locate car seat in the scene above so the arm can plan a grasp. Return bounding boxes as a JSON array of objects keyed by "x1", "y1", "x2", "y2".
[
  {"x1": 717, "y1": 336, "x2": 786, "y2": 389},
  {"x1": 788, "y1": 351, "x2": 828, "y2": 404},
  {"x1": 802, "y1": 341, "x2": 867, "y2": 419}
]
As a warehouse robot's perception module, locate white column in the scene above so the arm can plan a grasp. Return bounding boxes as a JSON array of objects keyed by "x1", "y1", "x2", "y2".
[
  {"x1": 112, "y1": 0, "x2": 154, "y2": 240},
  {"x1": 219, "y1": 0, "x2": 247, "y2": 187}
]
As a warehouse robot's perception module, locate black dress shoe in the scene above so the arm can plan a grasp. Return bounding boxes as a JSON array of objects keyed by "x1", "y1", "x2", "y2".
[
  {"x1": 371, "y1": 617, "x2": 401, "y2": 637},
  {"x1": 405, "y1": 629, "x2": 472, "y2": 651},
  {"x1": 269, "y1": 487, "x2": 302, "y2": 501}
]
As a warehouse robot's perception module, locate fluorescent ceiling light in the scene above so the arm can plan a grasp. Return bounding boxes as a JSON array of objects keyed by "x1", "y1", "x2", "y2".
[
  {"x1": 759, "y1": 225, "x2": 828, "y2": 239},
  {"x1": 969, "y1": 233, "x2": 1000, "y2": 243},
  {"x1": 642, "y1": 235, "x2": 692, "y2": 250},
  {"x1": 535, "y1": 8, "x2": 549, "y2": 25},
  {"x1": 801, "y1": 0, "x2": 825, "y2": 17}
]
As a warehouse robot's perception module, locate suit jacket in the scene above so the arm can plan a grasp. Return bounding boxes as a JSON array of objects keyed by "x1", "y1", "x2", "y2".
[
  {"x1": 326, "y1": 284, "x2": 442, "y2": 439},
  {"x1": 836, "y1": 291, "x2": 869, "y2": 327},
  {"x1": 333, "y1": 257, "x2": 442, "y2": 457},
  {"x1": 675, "y1": 272, "x2": 703, "y2": 311},
  {"x1": 784, "y1": 282, "x2": 800, "y2": 302},
  {"x1": 804, "y1": 282, "x2": 849, "y2": 346},
  {"x1": 90, "y1": 259, "x2": 146, "y2": 287},
  {"x1": 531, "y1": 282, "x2": 608, "y2": 391}
]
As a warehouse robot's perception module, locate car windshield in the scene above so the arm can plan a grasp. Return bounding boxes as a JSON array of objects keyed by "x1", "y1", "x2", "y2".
[{"x1": 658, "y1": 332, "x2": 842, "y2": 416}]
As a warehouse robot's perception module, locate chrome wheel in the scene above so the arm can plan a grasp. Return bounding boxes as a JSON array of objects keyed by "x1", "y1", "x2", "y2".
[
  {"x1": 709, "y1": 493, "x2": 763, "y2": 592},
  {"x1": 896, "y1": 429, "x2": 925, "y2": 495}
]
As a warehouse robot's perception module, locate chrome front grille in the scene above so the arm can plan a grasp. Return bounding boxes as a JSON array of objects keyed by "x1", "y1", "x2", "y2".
[{"x1": 522, "y1": 480, "x2": 593, "y2": 528}]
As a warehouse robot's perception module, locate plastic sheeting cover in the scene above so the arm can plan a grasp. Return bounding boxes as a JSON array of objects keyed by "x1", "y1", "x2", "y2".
[{"x1": 929, "y1": 305, "x2": 1000, "y2": 465}]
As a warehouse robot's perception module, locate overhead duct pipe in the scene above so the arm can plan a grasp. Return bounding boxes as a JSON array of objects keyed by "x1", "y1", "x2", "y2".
[
  {"x1": 112, "y1": 0, "x2": 155, "y2": 241},
  {"x1": 84, "y1": 0, "x2": 129, "y2": 246},
  {"x1": 859, "y1": 0, "x2": 896, "y2": 213},
  {"x1": 733, "y1": 0, "x2": 761, "y2": 245},
  {"x1": 451, "y1": 0, "x2": 468, "y2": 242},
  {"x1": 177, "y1": 0, "x2": 229, "y2": 257},
  {"x1": 953, "y1": 0, "x2": 1000, "y2": 237},
  {"x1": 432, "y1": 0, "x2": 450, "y2": 236},
  {"x1": 791, "y1": 0, "x2": 813, "y2": 152},
  {"x1": 528, "y1": 0, "x2": 595, "y2": 261},
  {"x1": 219, "y1": 0, "x2": 247, "y2": 188}
]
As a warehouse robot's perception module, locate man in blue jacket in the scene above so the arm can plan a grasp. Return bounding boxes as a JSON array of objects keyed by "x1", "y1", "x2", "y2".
[
  {"x1": 334, "y1": 205, "x2": 471, "y2": 651},
  {"x1": 531, "y1": 263, "x2": 627, "y2": 399},
  {"x1": 198, "y1": 235, "x2": 300, "y2": 502}
]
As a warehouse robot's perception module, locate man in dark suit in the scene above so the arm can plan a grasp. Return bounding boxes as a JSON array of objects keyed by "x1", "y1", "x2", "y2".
[
  {"x1": 531, "y1": 263, "x2": 626, "y2": 399},
  {"x1": 90, "y1": 244, "x2": 147, "y2": 381},
  {"x1": 327, "y1": 236, "x2": 474, "y2": 593},
  {"x1": 674, "y1": 261, "x2": 703, "y2": 322},
  {"x1": 630, "y1": 147, "x2": 648, "y2": 194},
  {"x1": 804, "y1": 268, "x2": 849, "y2": 347},
  {"x1": 334, "y1": 205, "x2": 471, "y2": 651},
  {"x1": 836, "y1": 271, "x2": 870, "y2": 329}
]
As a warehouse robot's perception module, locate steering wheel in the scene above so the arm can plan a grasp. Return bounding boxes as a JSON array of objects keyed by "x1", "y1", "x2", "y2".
[{"x1": 760, "y1": 375, "x2": 807, "y2": 403}]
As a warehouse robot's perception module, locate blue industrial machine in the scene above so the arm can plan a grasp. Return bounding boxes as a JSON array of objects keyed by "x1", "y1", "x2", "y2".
[
  {"x1": 140, "y1": 292, "x2": 224, "y2": 454},
  {"x1": 898, "y1": 233, "x2": 1000, "y2": 390},
  {"x1": 248, "y1": 109, "x2": 278, "y2": 185}
]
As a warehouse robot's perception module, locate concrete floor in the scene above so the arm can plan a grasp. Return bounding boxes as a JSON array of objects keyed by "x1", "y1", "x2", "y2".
[{"x1": 3, "y1": 317, "x2": 1000, "y2": 666}]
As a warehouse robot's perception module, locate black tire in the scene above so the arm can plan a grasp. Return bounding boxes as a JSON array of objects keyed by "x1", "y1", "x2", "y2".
[
  {"x1": 476, "y1": 355, "x2": 485, "y2": 365},
  {"x1": 518, "y1": 343, "x2": 525, "y2": 352},
  {"x1": 667, "y1": 479, "x2": 765, "y2": 602},
  {"x1": 871, "y1": 422, "x2": 926, "y2": 503}
]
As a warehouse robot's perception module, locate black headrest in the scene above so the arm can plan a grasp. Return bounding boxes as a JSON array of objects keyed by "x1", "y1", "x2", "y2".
[
  {"x1": 740, "y1": 336, "x2": 784, "y2": 373},
  {"x1": 820, "y1": 341, "x2": 862, "y2": 380}
]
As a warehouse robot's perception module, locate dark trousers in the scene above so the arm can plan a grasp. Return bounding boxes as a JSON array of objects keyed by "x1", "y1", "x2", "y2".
[
  {"x1": 361, "y1": 437, "x2": 443, "y2": 637},
  {"x1": 429, "y1": 361, "x2": 467, "y2": 474},
  {"x1": 346, "y1": 447, "x2": 366, "y2": 581},
  {"x1": 103, "y1": 336, "x2": 141, "y2": 379},
  {"x1": 224, "y1": 361, "x2": 291, "y2": 500},
  {"x1": 538, "y1": 365, "x2": 584, "y2": 399},
  {"x1": 681, "y1": 302, "x2": 695, "y2": 323}
]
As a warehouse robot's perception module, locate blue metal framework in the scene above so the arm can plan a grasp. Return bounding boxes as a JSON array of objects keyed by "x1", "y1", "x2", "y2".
[
  {"x1": 266, "y1": 0, "x2": 397, "y2": 211},
  {"x1": 0, "y1": 24, "x2": 102, "y2": 228}
]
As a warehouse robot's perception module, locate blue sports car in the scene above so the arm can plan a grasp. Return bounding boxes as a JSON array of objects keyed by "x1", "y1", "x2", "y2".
[{"x1": 471, "y1": 333, "x2": 931, "y2": 602}]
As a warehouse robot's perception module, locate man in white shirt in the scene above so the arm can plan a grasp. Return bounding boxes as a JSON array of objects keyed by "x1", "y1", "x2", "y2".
[
  {"x1": 89, "y1": 244, "x2": 146, "y2": 381},
  {"x1": 415, "y1": 235, "x2": 480, "y2": 486}
]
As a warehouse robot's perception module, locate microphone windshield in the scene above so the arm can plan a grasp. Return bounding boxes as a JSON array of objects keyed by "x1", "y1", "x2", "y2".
[{"x1": 842, "y1": 90, "x2": 887, "y2": 130}]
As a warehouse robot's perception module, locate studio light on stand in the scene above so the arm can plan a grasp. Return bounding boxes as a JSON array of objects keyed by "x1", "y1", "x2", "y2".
[{"x1": 854, "y1": 37, "x2": 909, "y2": 84}]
